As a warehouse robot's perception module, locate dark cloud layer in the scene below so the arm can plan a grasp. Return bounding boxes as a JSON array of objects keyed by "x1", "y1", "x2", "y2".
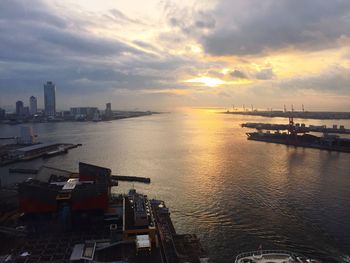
[
  {"x1": 1, "y1": 0, "x2": 349, "y2": 110},
  {"x1": 202, "y1": 0, "x2": 350, "y2": 55},
  {"x1": 164, "y1": 3, "x2": 216, "y2": 37},
  {"x1": 0, "y1": 0, "x2": 193, "y2": 108},
  {"x1": 230, "y1": 70, "x2": 247, "y2": 79}
]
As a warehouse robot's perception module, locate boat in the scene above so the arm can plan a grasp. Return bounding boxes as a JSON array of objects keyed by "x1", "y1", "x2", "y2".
[
  {"x1": 234, "y1": 250, "x2": 321, "y2": 263},
  {"x1": 246, "y1": 131, "x2": 350, "y2": 153}
]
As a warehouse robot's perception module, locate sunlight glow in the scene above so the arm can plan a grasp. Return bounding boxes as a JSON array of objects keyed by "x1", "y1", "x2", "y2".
[{"x1": 185, "y1": 77, "x2": 225, "y2": 87}]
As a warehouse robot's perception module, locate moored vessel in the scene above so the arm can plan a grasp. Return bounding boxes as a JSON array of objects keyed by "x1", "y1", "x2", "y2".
[{"x1": 234, "y1": 250, "x2": 321, "y2": 263}]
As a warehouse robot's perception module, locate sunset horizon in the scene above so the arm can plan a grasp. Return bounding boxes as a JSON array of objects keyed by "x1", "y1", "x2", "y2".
[{"x1": 1, "y1": 0, "x2": 350, "y2": 111}]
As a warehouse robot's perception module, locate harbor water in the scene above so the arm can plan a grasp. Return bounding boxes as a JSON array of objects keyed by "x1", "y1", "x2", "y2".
[{"x1": 1, "y1": 109, "x2": 350, "y2": 262}]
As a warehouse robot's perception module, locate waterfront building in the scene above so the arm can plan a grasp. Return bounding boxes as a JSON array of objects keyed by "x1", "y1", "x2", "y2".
[
  {"x1": 29, "y1": 96, "x2": 37, "y2": 115},
  {"x1": 70, "y1": 107, "x2": 98, "y2": 120},
  {"x1": 105, "y1": 102, "x2": 112, "y2": 119},
  {"x1": 44, "y1": 81, "x2": 56, "y2": 116},
  {"x1": 17, "y1": 126, "x2": 36, "y2": 145},
  {"x1": 16, "y1": 100, "x2": 24, "y2": 116}
]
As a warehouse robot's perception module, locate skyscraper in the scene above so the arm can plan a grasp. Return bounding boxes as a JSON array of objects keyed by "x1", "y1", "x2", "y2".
[
  {"x1": 105, "y1": 102, "x2": 112, "y2": 119},
  {"x1": 29, "y1": 96, "x2": 37, "y2": 115},
  {"x1": 0, "y1": 108, "x2": 5, "y2": 119},
  {"x1": 16, "y1": 100, "x2": 24, "y2": 116},
  {"x1": 44, "y1": 81, "x2": 56, "y2": 116}
]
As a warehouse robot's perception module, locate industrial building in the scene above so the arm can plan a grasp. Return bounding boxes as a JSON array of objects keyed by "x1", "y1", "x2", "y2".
[{"x1": 1, "y1": 163, "x2": 208, "y2": 262}]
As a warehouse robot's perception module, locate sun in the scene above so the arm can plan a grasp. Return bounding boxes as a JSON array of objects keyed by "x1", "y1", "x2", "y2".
[{"x1": 185, "y1": 77, "x2": 225, "y2": 87}]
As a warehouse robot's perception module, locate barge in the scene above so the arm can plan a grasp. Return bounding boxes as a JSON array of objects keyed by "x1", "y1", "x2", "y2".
[{"x1": 246, "y1": 132, "x2": 350, "y2": 153}]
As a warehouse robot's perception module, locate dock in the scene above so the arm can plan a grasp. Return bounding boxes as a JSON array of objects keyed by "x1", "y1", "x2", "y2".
[
  {"x1": 0, "y1": 143, "x2": 81, "y2": 166},
  {"x1": 111, "y1": 175, "x2": 151, "y2": 184},
  {"x1": 7, "y1": 169, "x2": 151, "y2": 184},
  {"x1": 8, "y1": 168, "x2": 39, "y2": 174},
  {"x1": 241, "y1": 122, "x2": 350, "y2": 134},
  {"x1": 151, "y1": 200, "x2": 208, "y2": 262}
]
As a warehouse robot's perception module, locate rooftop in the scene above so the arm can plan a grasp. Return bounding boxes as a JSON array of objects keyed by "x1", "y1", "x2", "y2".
[{"x1": 13, "y1": 143, "x2": 57, "y2": 153}]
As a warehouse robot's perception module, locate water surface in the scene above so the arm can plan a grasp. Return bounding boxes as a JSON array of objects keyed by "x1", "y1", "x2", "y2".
[{"x1": 1, "y1": 110, "x2": 350, "y2": 262}]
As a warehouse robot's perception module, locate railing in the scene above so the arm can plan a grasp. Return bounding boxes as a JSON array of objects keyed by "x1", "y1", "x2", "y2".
[{"x1": 234, "y1": 250, "x2": 295, "y2": 262}]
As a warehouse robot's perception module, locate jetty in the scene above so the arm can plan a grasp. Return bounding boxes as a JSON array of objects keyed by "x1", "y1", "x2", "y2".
[
  {"x1": 0, "y1": 143, "x2": 81, "y2": 166},
  {"x1": 111, "y1": 175, "x2": 151, "y2": 184},
  {"x1": 241, "y1": 122, "x2": 350, "y2": 134}
]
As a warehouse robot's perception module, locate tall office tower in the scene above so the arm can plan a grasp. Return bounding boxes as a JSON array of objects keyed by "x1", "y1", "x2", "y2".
[
  {"x1": 23, "y1": 107, "x2": 30, "y2": 117},
  {"x1": 0, "y1": 108, "x2": 5, "y2": 119},
  {"x1": 29, "y1": 96, "x2": 37, "y2": 115},
  {"x1": 105, "y1": 102, "x2": 112, "y2": 119},
  {"x1": 44, "y1": 81, "x2": 56, "y2": 116},
  {"x1": 16, "y1": 100, "x2": 24, "y2": 116}
]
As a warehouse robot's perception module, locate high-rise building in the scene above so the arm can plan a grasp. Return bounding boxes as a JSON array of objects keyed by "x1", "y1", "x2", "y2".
[
  {"x1": 16, "y1": 100, "x2": 24, "y2": 116},
  {"x1": 105, "y1": 103, "x2": 112, "y2": 119},
  {"x1": 0, "y1": 108, "x2": 5, "y2": 119},
  {"x1": 44, "y1": 81, "x2": 56, "y2": 116},
  {"x1": 29, "y1": 96, "x2": 37, "y2": 115},
  {"x1": 23, "y1": 107, "x2": 30, "y2": 117}
]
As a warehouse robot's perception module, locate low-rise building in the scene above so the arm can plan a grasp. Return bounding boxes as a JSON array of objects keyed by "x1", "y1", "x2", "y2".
[{"x1": 70, "y1": 107, "x2": 98, "y2": 120}]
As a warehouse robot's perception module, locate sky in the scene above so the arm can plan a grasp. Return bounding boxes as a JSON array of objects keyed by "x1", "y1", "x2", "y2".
[{"x1": 0, "y1": 0, "x2": 350, "y2": 111}]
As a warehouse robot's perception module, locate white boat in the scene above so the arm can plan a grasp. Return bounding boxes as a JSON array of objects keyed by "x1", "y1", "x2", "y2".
[{"x1": 234, "y1": 250, "x2": 322, "y2": 263}]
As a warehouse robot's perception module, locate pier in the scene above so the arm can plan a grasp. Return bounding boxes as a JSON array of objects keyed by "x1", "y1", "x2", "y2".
[
  {"x1": 7, "y1": 168, "x2": 151, "y2": 184},
  {"x1": 0, "y1": 143, "x2": 81, "y2": 166},
  {"x1": 241, "y1": 122, "x2": 350, "y2": 134},
  {"x1": 111, "y1": 175, "x2": 151, "y2": 184}
]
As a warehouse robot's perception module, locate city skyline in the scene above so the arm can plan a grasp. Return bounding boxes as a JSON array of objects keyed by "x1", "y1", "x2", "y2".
[{"x1": 0, "y1": 0, "x2": 350, "y2": 111}]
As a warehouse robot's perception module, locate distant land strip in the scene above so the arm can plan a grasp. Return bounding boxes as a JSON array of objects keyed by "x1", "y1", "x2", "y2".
[{"x1": 223, "y1": 111, "x2": 350, "y2": 120}]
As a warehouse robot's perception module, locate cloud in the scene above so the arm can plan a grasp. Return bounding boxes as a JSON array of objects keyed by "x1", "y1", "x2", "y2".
[
  {"x1": 1, "y1": 0, "x2": 349, "y2": 111},
  {"x1": 230, "y1": 70, "x2": 247, "y2": 79},
  {"x1": 282, "y1": 66, "x2": 350, "y2": 93},
  {"x1": 0, "y1": 0, "x2": 200, "y2": 110},
  {"x1": 201, "y1": 0, "x2": 350, "y2": 55},
  {"x1": 255, "y1": 68, "x2": 275, "y2": 80},
  {"x1": 108, "y1": 9, "x2": 144, "y2": 25},
  {"x1": 163, "y1": 2, "x2": 216, "y2": 38},
  {"x1": 0, "y1": 0, "x2": 67, "y2": 28},
  {"x1": 227, "y1": 68, "x2": 274, "y2": 80}
]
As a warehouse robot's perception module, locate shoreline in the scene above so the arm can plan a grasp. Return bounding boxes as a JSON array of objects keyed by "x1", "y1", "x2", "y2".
[
  {"x1": 222, "y1": 111, "x2": 350, "y2": 120},
  {"x1": 0, "y1": 111, "x2": 162, "y2": 125}
]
